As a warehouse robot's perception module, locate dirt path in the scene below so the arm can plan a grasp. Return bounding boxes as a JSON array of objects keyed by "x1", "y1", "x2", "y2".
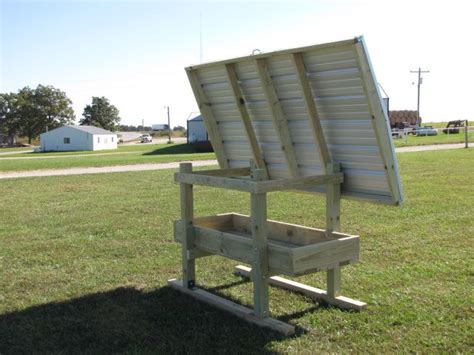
[
  {"x1": 0, "y1": 160, "x2": 218, "y2": 179},
  {"x1": 396, "y1": 143, "x2": 469, "y2": 153},
  {"x1": 0, "y1": 149, "x2": 34, "y2": 155},
  {"x1": 0, "y1": 151, "x2": 141, "y2": 160}
]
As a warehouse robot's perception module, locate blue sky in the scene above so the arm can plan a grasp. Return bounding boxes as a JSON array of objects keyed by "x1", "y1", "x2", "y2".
[{"x1": 1, "y1": 0, "x2": 473, "y2": 126}]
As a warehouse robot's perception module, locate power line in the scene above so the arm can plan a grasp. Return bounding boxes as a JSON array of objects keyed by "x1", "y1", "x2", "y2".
[{"x1": 410, "y1": 67, "x2": 430, "y2": 124}]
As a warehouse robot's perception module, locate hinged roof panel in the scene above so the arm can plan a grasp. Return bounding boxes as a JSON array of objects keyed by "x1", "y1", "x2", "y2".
[{"x1": 185, "y1": 36, "x2": 404, "y2": 205}]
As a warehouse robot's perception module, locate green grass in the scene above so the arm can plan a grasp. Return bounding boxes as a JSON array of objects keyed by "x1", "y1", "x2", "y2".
[
  {"x1": 0, "y1": 148, "x2": 472, "y2": 352},
  {"x1": 393, "y1": 131, "x2": 473, "y2": 147},
  {"x1": 0, "y1": 143, "x2": 215, "y2": 172}
]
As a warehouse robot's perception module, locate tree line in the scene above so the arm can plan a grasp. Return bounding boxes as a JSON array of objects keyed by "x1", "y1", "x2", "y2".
[{"x1": 0, "y1": 85, "x2": 121, "y2": 144}]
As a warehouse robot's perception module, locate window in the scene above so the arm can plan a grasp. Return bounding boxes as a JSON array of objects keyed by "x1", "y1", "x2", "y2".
[
  {"x1": 64, "y1": 137, "x2": 70, "y2": 144},
  {"x1": 111, "y1": 137, "x2": 114, "y2": 142},
  {"x1": 97, "y1": 137, "x2": 100, "y2": 143}
]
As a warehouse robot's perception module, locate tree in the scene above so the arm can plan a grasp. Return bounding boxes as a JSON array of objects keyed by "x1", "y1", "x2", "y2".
[
  {"x1": 173, "y1": 125, "x2": 185, "y2": 131},
  {"x1": 16, "y1": 85, "x2": 75, "y2": 144},
  {"x1": 80, "y1": 97, "x2": 121, "y2": 131},
  {"x1": 0, "y1": 93, "x2": 21, "y2": 145}
]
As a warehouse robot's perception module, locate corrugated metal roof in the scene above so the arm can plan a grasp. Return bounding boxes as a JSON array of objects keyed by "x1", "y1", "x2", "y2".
[
  {"x1": 68, "y1": 125, "x2": 116, "y2": 135},
  {"x1": 185, "y1": 36, "x2": 404, "y2": 205},
  {"x1": 189, "y1": 115, "x2": 203, "y2": 121}
]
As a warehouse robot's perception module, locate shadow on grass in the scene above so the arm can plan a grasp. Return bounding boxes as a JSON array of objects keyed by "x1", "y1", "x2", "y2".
[
  {"x1": 143, "y1": 144, "x2": 198, "y2": 156},
  {"x1": 0, "y1": 285, "x2": 302, "y2": 353}
]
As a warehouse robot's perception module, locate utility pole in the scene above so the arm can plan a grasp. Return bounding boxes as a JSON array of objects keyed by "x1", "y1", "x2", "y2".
[
  {"x1": 410, "y1": 67, "x2": 430, "y2": 124},
  {"x1": 166, "y1": 106, "x2": 171, "y2": 144}
]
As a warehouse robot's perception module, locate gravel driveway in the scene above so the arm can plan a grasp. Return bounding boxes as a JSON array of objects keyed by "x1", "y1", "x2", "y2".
[
  {"x1": 0, "y1": 160, "x2": 218, "y2": 179},
  {"x1": 1, "y1": 143, "x2": 469, "y2": 180}
]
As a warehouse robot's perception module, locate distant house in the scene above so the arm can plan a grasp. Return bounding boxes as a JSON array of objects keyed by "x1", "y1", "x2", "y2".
[
  {"x1": 152, "y1": 124, "x2": 169, "y2": 131},
  {"x1": 187, "y1": 115, "x2": 208, "y2": 143},
  {"x1": 40, "y1": 125, "x2": 117, "y2": 152}
]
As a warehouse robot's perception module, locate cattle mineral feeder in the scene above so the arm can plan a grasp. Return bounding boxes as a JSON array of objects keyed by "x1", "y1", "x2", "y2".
[{"x1": 168, "y1": 36, "x2": 404, "y2": 336}]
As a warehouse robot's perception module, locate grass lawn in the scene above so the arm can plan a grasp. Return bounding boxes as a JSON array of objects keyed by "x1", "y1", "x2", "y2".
[
  {"x1": 0, "y1": 149, "x2": 472, "y2": 353},
  {"x1": 0, "y1": 143, "x2": 215, "y2": 172}
]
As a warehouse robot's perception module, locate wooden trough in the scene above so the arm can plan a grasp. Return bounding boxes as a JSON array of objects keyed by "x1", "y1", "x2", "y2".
[
  {"x1": 169, "y1": 36, "x2": 403, "y2": 336},
  {"x1": 174, "y1": 213, "x2": 359, "y2": 277}
]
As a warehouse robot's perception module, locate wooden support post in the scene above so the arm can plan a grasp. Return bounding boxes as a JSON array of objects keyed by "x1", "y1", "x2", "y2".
[
  {"x1": 180, "y1": 163, "x2": 196, "y2": 289},
  {"x1": 292, "y1": 52, "x2": 331, "y2": 173},
  {"x1": 326, "y1": 162, "x2": 341, "y2": 298},
  {"x1": 255, "y1": 58, "x2": 299, "y2": 178},
  {"x1": 250, "y1": 162, "x2": 269, "y2": 319},
  {"x1": 186, "y1": 68, "x2": 229, "y2": 169},
  {"x1": 224, "y1": 63, "x2": 268, "y2": 178}
]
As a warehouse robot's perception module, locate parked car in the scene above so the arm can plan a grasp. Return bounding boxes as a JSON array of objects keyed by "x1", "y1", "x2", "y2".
[
  {"x1": 415, "y1": 125, "x2": 438, "y2": 136},
  {"x1": 140, "y1": 134, "x2": 153, "y2": 143}
]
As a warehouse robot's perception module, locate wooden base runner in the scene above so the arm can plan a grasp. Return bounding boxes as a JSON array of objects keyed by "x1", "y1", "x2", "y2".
[
  {"x1": 168, "y1": 279, "x2": 295, "y2": 336},
  {"x1": 234, "y1": 265, "x2": 367, "y2": 311}
]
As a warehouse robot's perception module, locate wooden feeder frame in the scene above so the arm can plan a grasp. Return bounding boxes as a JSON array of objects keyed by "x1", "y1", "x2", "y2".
[
  {"x1": 168, "y1": 162, "x2": 366, "y2": 336},
  {"x1": 168, "y1": 37, "x2": 407, "y2": 335}
]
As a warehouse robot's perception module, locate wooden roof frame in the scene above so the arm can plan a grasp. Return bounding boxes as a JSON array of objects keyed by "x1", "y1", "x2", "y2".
[{"x1": 185, "y1": 36, "x2": 404, "y2": 205}]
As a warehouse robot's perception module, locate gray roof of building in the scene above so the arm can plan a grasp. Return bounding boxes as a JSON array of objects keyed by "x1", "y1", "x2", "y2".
[
  {"x1": 68, "y1": 125, "x2": 115, "y2": 135},
  {"x1": 189, "y1": 115, "x2": 202, "y2": 121}
]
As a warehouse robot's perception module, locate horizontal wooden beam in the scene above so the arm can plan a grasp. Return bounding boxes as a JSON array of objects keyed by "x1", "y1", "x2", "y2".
[
  {"x1": 175, "y1": 171, "x2": 343, "y2": 193},
  {"x1": 234, "y1": 265, "x2": 366, "y2": 311},
  {"x1": 192, "y1": 167, "x2": 251, "y2": 177},
  {"x1": 168, "y1": 279, "x2": 295, "y2": 336},
  {"x1": 254, "y1": 173, "x2": 343, "y2": 193},
  {"x1": 174, "y1": 172, "x2": 254, "y2": 192},
  {"x1": 186, "y1": 38, "x2": 356, "y2": 71}
]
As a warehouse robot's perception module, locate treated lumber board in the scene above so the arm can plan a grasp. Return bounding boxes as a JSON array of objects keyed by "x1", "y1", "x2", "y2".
[
  {"x1": 224, "y1": 64, "x2": 268, "y2": 177},
  {"x1": 180, "y1": 225, "x2": 292, "y2": 275},
  {"x1": 250, "y1": 168, "x2": 269, "y2": 318},
  {"x1": 174, "y1": 172, "x2": 254, "y2": 192},
  {"x1": 175, "y1": 172, "x2": 342, "y2": 193},
  {"x1": 255, "y1": 58, "x2": 299, "y2": 177},
  {"x1": 292, "y1": 52, "x2": 331, "y2": 171},
  {"x1": 254, "y1": 173, "x2": 343, "y2": 193},
  {"x1": 234, "y1": 266, "x2": 366, "y2": 311},
  {"x1": 325, "y1": 162, "x2": 342, "y2": 297},
  {"x1": 180, "y1": 163, "x2": 195, "y2": 288},
  {"x1": 168, "y1": 279, "x2": 295, "y2": 336},
  {"x1": 231, "y1": 213, "x2": 346, "y2": 245},
  {"x1": 187, "y1": 38, "x2": 356, "y2": 70},
  {"x1": 353, "y1": 38, "x2": 403, "y2": 205},
  {"x1": 292, "y1": 236, "x2": 359, "y2": 275},
  {"x1": 192, "y1": 167, "x2": 251, "y2": 177},
  {"x1": 186, "y1": 68, "x2": 229, "y2": 169}
]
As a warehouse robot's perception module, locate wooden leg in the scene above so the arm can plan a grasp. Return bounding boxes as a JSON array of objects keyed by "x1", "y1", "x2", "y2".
[
  {"x1": 251, "y1": 165, "x2": 269, "y2": 319},
  {"x1": 327, "y1": 268, "x2": 341, "y2": 298},
  {"x1": 180, "y1": 163, "x2": 195, "y2": 289},
  {"x1": 326, "y1": 163, "x2": 342, "y2": 298}
]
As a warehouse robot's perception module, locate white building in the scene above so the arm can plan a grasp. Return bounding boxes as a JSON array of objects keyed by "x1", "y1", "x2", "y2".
[
  {"x1": 40, "y1": 125, "x2": 117, "y2": 152},
  {"x1": 187, "y1": 115, "x2": 208, "y2": 143}
]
